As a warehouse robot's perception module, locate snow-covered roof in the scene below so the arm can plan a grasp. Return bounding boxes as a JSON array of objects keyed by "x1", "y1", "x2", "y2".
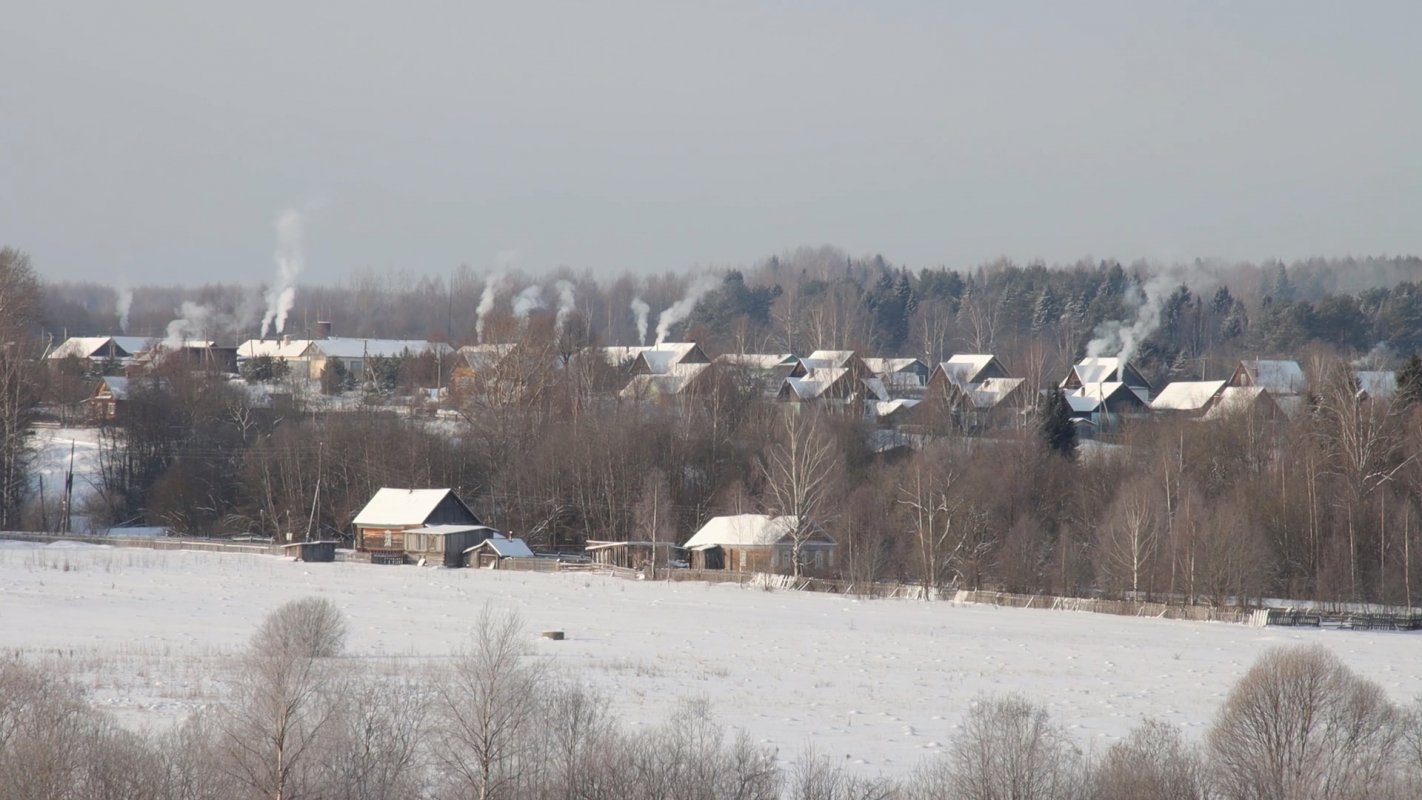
[
  {"x1": 465, "y1": 536, "x2": 534, "y2": 558},
  {"x1": 802, "y1": 350, "x2": 857, "y2": 370},
  {"x1": 941, "y1": 354, "x2": 996, "y2": 382},
  {"x1": 352, "y1": 488, "x2": 469, "y2": 528},
  {"x1": 313, "y1": 337, "x2": 445, "y2": 360},
  {"x1": 969, "y1": 377, "x2": 1025, "y2": 408},
  {"x1": 1357, "y1": 370, "x2": 1397, "y2": 399},
  {"x1": 1070, "y1": 357, "x2": 1124, "y2": 386},
  {"x1": 683, "y1": 514, "x2": 815, "y2": 549},
  {"x1": 237, "y1": 338, "x2": 316, "y2": 359},
  {"x1": 871, "y1": 399, "x2": 919, "y2": 418},
  {"x1": 782, "y1": 368, "x2": 847, "y2": 400},
  {"x1": 715, "y1": 353, "x2": 797, "y2": 370},
  {"x1": 406, "y1": 524, "x2": 497, "y2": 536},
  {"x1": 1066, "y1": 393, "x2": 1101, "y2": 413},
  {"x1": 111, "y1": 336, "x2": 159, "y2": 355},
  {"x1": 620, "y1": 363, "x2": 709, "y2": 399},
  {"x1": 1242, "y1": 360, "x2": 1306, "y2": 394},
  {"x1": 1151, "y1": 380, "x2": 1226, "y2": 411},
  {"x1": 49, "y1": 337, "x2": 117, "y2": 360},
  {"x1": 1202, "y1": 386, "x2": 1269, "y2": 420},
  {"x1": 861, "y1": 377, "x2": 890, "y2": 402},
  {"x1": 862, "y1": 357, "x2": 924, "y2": 375},
  {"x1": 98, "y1": 376, "x2": 130, "y2": 400},
  {"x1": 457, "y1": 344, "x2": 516, "y2": 371}
]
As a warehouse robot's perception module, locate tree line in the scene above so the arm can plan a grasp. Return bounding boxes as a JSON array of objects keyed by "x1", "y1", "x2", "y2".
[{"x1": 3, "y1": 598, "x2": 1421, "y2": 800}]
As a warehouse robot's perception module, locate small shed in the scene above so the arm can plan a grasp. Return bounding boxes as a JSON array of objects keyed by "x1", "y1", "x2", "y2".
[
  {"x1": 280, "y1": 540, "x2": 338, "y2": 563},
  {"x1": 464, "y1": 536, "x2": 535, "y2": 568},
  {"x1": 404, "y1": 524, "x2": 499, "y2": 568}
]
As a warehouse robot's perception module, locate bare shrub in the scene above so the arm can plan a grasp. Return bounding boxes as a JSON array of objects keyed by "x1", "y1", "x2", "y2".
[
  {"x1": 1208, "y1": 644, "x2": 1403, "y2": 800},
  {"x1": 315, "y1": 678, "x2": 428, "y2": 800},
  {"x1": 790, "y1": 746, "x2": 900, "y2": 799},
  {"x1": 251, "y1": 596, "x2": 348, "y2": 659},
  {"x1": 1091, "y1": 719, "x2": 1207, "y2": 800},
  {"x1": 908, "y1": 694, "x2": 1087, "y2": 800}
]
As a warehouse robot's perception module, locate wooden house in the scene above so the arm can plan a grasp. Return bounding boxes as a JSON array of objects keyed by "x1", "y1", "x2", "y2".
[
  {"x1": 1061, "y1": 357, "x2": 1152, "y2": 399},
  {"x1": 921, "y1": 355, "x2": 1025, "y2": 432},
  {"x1": 464, "y1": 535, "x2": 536, "y2": 568},
  {"x1": 351, "y1": 488, "x2": 484, "y2": 564},
  {"x1": 862, "y1": 357, "x2": 930, "y2": 395},
  {"x1": 1228, "y1": 359, "x2": 1307, "y2": 394},
  {"x1": 681, "y1": 514, "x2": 836, "y2": 576},
  {"x1": 88, "y1": 376, "x2": 130, "y2": 421},
  {"x1": 603, "y1": 342, "x2": 710, "y2": 375}
]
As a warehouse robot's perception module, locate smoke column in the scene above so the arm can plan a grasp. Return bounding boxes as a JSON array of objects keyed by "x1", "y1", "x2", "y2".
[
  {"x1": 654, "y1": 277, "x2": 717, "y2": 345},
  {"x1": 554, "y1": 280, "x2": 576, "y2": 333},
  {"x1": 1085, "y1": 265, "x2": 1214, "y2": 365},
  {"x1": 115, "y1": 287, "x2": 133, "y2": 333},
  {"x1": 630, "y1": 297, "x2": 650, "y2": 345},
  {"x1": 512, "y1": 285, "x2": 545, "y2": 319},
  {"x1": 260, "y1": 209, "x2": 304, "y2": 338},
  {"x1": 163, "y1": 301, "x2": 213, "y2": 351},
  {"x1": 475, "y1": 272, "x2": 506, "y2": 343}
]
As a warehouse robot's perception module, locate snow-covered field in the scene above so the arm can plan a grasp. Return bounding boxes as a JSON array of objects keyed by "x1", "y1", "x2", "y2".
[
  {"x1": 27, "y1": 426, "x2": 104, "y2": 528},
  {"x1": 1, "y1": 543, "x2": 1419, "y2": 775}
]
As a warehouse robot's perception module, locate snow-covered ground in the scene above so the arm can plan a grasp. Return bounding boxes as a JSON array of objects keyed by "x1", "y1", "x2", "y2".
[
  {"x1": 1, "y1": 542, "x2": 1419, "y2": 775},
  {"x1": 27, "y1": 427, "x2": 104, "y2": 527}
]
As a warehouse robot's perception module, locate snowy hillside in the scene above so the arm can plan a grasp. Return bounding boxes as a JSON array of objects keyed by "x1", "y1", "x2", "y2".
[{"x1": 1, "y1": 542, "x2": 1418, "y2": 776}]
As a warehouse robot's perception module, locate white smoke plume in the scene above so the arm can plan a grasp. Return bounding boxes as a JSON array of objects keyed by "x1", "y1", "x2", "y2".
[
  {"x1": 260, "y1": 209, "x2": 304, "y2": 338},
  {"x1": 163, "y1": 301, "x2": 216, "y2": 351},
  {"x1": 475, "y1": 272, "x2": 506, "y2": 343},
  {"x1": 654, "y1": 277, "x2": 717, "y2": 346},
  {"x1": 630, "y1": 297, "x2": 650, "y2": 345},
  {"x1": 554, "y1": 280, "x2": 576, "y2": 333},
  {"x1": 115, "y1": 286, "x2": 133, "y2": 333},
  {"x1": 1085, "y1": 265, "x2": 1215, "y2": 365},
  {"x1": 512, "y1": 284, "x2": 545, "y2": 319}
]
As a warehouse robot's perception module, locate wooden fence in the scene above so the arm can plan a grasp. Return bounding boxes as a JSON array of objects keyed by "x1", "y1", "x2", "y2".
[{"x1": 0, "y1": 531, "x2": 283, "y2": 556}]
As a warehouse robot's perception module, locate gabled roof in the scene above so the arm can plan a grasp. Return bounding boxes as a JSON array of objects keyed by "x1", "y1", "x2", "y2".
[
  {"x1": 714, "y1": 353, "x2": 799, "y2": 370},
  {"x1": 1151, "y1": 380, "x2": 1227, "y2": 412},
  {"x1": 456, "y1": 343, "x2": 516, "y2": 371},
  {"x1": 1236, "y1": 359, "x2": 1307, "y2": 394},
  {"x1": 352, "y1": 488, "x2": 475, "y2": 528},
  {"x1": 465, "y1": 535, "x2": 535, "y2": 558},
  {"x1": 1069, "y1": 357, "x2": 1123, "y2": 386},
  {"x1": 49, "y1": 337, "x2": 121, "y2": 360},
  {"x1": 96, "y1": 376, "x2": 131, "y2": 400},
  {"x1": 620, "y1": 363, "x2": 710, "y2": 399},
  {"x1": 1202, "y1": 386, "x2": 1281, "y2": 421},
  {"x1": 862, "y1": 357, "x2": 926, "y2": 375},
  {"x1": 781, "y1": 368, "x2": 848, "y2": 400},
  {"x1": 871, "y1": 398, "x2": 920, "y2": 418},
  {"x1": 802, "y1": 350, "x2": 858, "y2": 370},
  {"x1": 939, "y1": 354, "x2": 999, "y2": 384},
  {"x1": 968, "y1": 377, "x2": 1025, "y2": 409},
  {"x1": 406, "y1": 524, "x2": 497, "y2": 536},
  {"x1": 1356, "y1": 370, "x2": 1396, "y2": 399},
  {"x1": 683, "y1": 514, "x2": 833, "y2": 549}
]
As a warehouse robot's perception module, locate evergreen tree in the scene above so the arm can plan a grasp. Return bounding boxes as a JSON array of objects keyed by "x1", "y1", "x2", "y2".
[
  {"x1": 1397, "y1": 354, "x2": 1422, "y2": 410},
  {"x1": 1038, "y1": 388, "x2": 1077, "y2": 461}
]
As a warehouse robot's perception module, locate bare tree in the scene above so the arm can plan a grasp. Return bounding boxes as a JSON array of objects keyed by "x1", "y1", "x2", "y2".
[
  {"x1": 1208, "y1": 644, "x2": 1403, "y2": 800},
  {"x1": 218, "y1": 600, "x2": 346, "y2": 800},
  {"x1": 433, "y1": 607, "x2": 545, "y2": 800},
  {"x1": 1095, "y1": 477, "x2": 1163, "y2": 599},
  {"x1": 759, "y1": 410, "x2": 838, "y2": 577},
  {"x1": 0, "y1": 248, "x2": 42, "y2": 529}
]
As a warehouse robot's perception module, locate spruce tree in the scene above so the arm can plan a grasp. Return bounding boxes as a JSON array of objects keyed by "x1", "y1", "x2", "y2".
[
  {"x1": 1398, "y1": 354, "x2": 1422, "y2": 410},
  {"x1": 1039, "y1": 387, "x2": 1078, "y2": 460}
]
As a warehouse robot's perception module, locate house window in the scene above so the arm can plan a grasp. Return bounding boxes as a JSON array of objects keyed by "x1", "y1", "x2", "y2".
[
  {"x1": 815, "y1": 550, "x2": 824, "y2": 569},
  {"x1": 739, "y1": 550, "x2": 747, "y2": 570},
  {"x1": 383, "y1": 530, "x2": 393, "y2": 548}
]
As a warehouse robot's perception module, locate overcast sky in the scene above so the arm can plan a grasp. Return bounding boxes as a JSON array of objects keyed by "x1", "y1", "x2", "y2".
[{"x1": 3, "y1": 1, "x2": 1419, "y2": 285}]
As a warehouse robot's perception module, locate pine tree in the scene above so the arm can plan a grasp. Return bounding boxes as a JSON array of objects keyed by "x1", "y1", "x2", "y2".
[
  {"x1": 1039, "y1": 388, "x2": 1077, "y2": 461},
  {"x1": 1397, "y1": 354, "x2": 1422, "y2": 410}
]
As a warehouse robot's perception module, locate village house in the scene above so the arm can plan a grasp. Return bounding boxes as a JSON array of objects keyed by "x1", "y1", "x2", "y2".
[
  {"x1": 1225, "y1": 359, "x2": 1307, "y2": 418},
  {"x1": 350, "y1": 488, "x2": 488, "y2": 565},
  {"x1": 619, "y1": 362, "x2": 716, "y2": 402},
  {"x1": 602, "y1": 342, "x2": 710, "y2": 375},
  {"x1": 922, "y1": 354, "x2": 1026, "y2": 431},
  {"x1": 48, "y1": 336, "x2": 155, "y2": 363},
  {"x1": 713, "y1": 353, "x2": 806, "y2": 397},
  {"x1": 862, "y1": 357, "x2": 930, "y2": 395},
  {"x1": 88, "y1": 376, "x2": 130, "y2": 422},
  {"x1": 1059, "y1": 357, "x2": 1153, "y2": 432},
  {"x1": 681, "y1": 514, "x2": 836, "y2": 576}
]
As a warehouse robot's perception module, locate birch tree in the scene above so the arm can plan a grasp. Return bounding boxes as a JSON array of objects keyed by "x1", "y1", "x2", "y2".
[{"x1": 759, "y1": 410, "x2": 837, "y2": 578}]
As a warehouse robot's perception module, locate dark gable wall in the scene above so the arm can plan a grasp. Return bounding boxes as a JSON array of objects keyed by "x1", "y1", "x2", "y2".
[{"x1": 426, "y1": 493, "x2": 480, "y2": 526}]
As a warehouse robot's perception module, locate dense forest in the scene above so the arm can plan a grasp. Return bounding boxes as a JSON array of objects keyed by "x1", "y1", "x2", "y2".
[{"x1": 10, "y1": 248, "x2": 1422, "y2": 607}]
